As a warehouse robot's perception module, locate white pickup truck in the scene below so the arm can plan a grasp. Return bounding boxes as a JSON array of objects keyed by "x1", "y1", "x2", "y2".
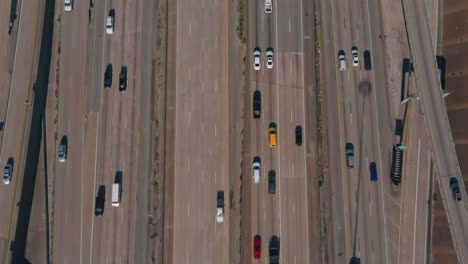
[
  {"x1": 216, "y1": 191, "x2": 224, "y2": 223},
  {"x1": 265, "y1": 0, "x2": 272, "y2": 13}
]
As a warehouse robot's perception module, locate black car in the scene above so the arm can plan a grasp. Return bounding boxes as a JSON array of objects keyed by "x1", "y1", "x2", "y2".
[
  {"x1": 95, "y1": 185, "x2": 106, "y2": 216},
  {"x1": 363, "y1": 50, "x2": 371, "y2": 71},
  {"x1": 119, "y1": 66, "x2": 128, "y2": 93},
  {"x1": 253, "y1": 90, "x2": 261, "y2": 119},
  {"x1": 450, "y1": 177, "x2": 462, "y2": 201},
  {"x1": 269, "y1": 235, "x2": 280, "y2": 264},
  {"x1": 104, "y1": 64, "x2": 112, "y2": 89},
  {"x1": 295, "y1": 125, "x2": 302, "y2": 146},
  {"x1": 268, "y1": 170, "x2": 276, "y2": 194}
]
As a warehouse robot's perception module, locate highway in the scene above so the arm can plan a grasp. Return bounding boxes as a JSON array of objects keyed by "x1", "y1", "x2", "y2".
[
  {"x1": 248, "y1": 0, "x2": 312, "y2": 262},
  {"x1": 0, "y1": 0, "x2": 43, "y2": 261},
  {"x1": 403, "y1": 0, "x2": 468, "y2": 262},
  {"x1": 169, "y1": 0, "x2": 230, "y2": 262}
]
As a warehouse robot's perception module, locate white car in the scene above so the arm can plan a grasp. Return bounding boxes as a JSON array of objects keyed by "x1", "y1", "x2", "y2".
[
  {"x1": 351, "y1": 46, "x2": 359, "y2": 66},
  {"x1": 64, "y1": 0, "x2": 73, "y2": 12},
  {"x1": 106, "y1": 15, "x2": 115, "y2": 35},
  {"x1": 265, "y1": 0, "x2": 272, "y2": 13},
  {"x1": 338, "y1": 50, "x2": 346, "y2": 71},
  {"x1": 266, "y1": 48, "x2": 273, "y2": 69},
  {"x1": 253, "y1": 48, "x2": 261, "y2": 71},
  {"x1": 58, "y1": 143, "x2": 67, "y2": 162},
  {"x1": 253, "y1": 157, "x2": 261, "y2": 183},
  {"x1": 216, "y1": 207, "x2": 224, "y2": 223}
]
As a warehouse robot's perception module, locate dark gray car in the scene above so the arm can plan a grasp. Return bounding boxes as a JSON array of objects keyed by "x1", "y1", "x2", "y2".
[{"x1": 268, "y1": 170, "x2": 276, "y2": 194}]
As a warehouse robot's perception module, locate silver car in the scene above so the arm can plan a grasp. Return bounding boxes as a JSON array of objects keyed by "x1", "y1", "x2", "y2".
[
  {"x1": 3, "y1": 163, "x2": 12, "y2": 185},
  {"x1": 58, "y1": 143, "x2": 67, "y2": 162}
]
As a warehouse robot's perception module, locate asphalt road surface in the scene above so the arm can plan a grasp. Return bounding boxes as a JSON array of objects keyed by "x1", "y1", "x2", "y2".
[
  {"x1": 403, "y1": 0, "x2": 468, "y2": 262},
  {"x1": 170, "y1": 0, "x2": 230, "y2": 262},
  {"x1": 248, "y1": 0, "x2": 310, "y2": 263}
]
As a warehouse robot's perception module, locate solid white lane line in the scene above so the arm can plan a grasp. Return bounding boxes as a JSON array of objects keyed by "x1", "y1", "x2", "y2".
[
  {"x1": 188, "y1": 68, "x2": 191, "y2": 80},
  {"x1": 187, "y1": 202, "x2": 190, "y2": 216},
  {"x1": 188, "y1": 111, "x2": 191, "y2": 126},
  {"x1": 189, "y1": 24, "x2": 192, "y2": 36},
  {"x1": 215, "y1": 36, "x2": 218, "y2": 49},
  {"x1": 356, "y1": 29, "x2": 359, "y2": 41},
  {"x1": 214, "y1": 123, "x2": 217, "y2": 137},
  {"x1": 412, "y1": 139, "x2": 421, "y2": 264},
  {"x1": 289, "y1": 18, "x2": 291, "y2": 32},
  {"x1": 187, "y1": 159, "x2": 190, "y2": 172}
]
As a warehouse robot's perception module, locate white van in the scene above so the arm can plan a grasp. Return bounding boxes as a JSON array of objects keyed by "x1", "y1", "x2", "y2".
[{"x1": 112, "y1": 183, "x2": 121, "y2": 207}]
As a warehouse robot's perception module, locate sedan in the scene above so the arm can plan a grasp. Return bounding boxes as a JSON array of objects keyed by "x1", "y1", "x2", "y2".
[
  {"x1": 266, "y1": 48, "x2": 273, "y2": 69},
  {"x1": 253, "y1": 48, "x2": 261, "y2": 71},
  {"x1": 351, "y1": 46, "x2": 359, "y2": 67},
  {"x1": 295, "y1": 125, "x2": 302, "y2": 146},
  {"x1": 3, "y1": 163, "x2": 12, "y2": 185},
  {"x1": 106, "y1": 11, "x2": 115, "y2": 35},
  {"x1": 369, "y1": 162, "x2": 377, "y2": 182},
  {"x1": 119, "y1": 66, "x2": 128, "y2": 93},
  {"x1": 64, "y1": 0, "x2": 73, "y2": 12},
  {"x1": 254, "y1": 235, "x2": 261, "y2": 259}
]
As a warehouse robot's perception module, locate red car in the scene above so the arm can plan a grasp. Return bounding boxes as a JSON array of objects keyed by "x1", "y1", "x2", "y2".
[{"x1": 254, "y1": 235, "x2": 261, "y2": 259}]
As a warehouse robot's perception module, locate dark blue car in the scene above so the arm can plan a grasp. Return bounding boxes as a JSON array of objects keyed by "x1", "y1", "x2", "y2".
[{"x1": 369, "y1": 162, "x2": 377, "y2": 182}]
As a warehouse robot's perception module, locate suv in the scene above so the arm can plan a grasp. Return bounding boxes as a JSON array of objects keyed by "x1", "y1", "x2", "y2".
[
  {"x1": 338, "y1": 50, "x2": 346, "y2": 71},
  {"x1": 104, "y1": 64, "x2": 112, "y2": 89},
  {"x1": 269, "y1": 122, "x2": 277, "y2": 148},
  {"x1": 253, "y1": 48, "x2": 261, "y2": 71},
  {"x1": 3, "y1": 160, "x2": 13, "y2": 185},
  {"x1": 295, "y1": 125, "x2": 302, "y2": 146},
  {"x1": 264, "y1": 0, "x2": 272, "y2": 13},
  {"x1": 119, "y1": 66, "x2": 128, "y2": 93},
  {"x1": 253, "y1": 156, "x2": 261, "y2": 183},
  {"x1": 269, "y1": 235, "x2": 280, "y2": 264},
  {"x1": 268, "y1": 170, "x2": 276, "y2": 194},
  {"x1": 450, "y1": 177, "x2": 462, "y2": 201},
  {"x1": 253, "y1": 90, "x2": 261, "y2": 119},
  {"x1": 345, "y1": 143, "x2": 354, "y2": 168},
  {"x1": 254, "y1": 235, "x2": 261, "y2": 259},
  {"x1": 369, "y1": 162, "x2": 377, "y2": 182},
  {"x1": 95, "y1": 185, "x2": 106, "y2": 216},
  {"x1": 363, "y1": 50, "x2": 371, "y2": 71}
]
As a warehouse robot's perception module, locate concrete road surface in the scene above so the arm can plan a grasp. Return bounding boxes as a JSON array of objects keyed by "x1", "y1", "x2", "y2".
[
  {"x1": 247, "y1": 0, "x2": 311, "y2": 262},
  {"x1": 402, "y1": 0, "x2": 468, "y2": 262},
  {"x1": 0, "y1": 0, "x2": 44, "y2": 261},
  {"x1": 170, "y1": 0, "x2": 230, "y2": 262}
]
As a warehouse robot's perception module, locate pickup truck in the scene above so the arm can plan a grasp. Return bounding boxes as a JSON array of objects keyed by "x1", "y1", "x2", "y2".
[
  {"x1": 346, "y1": 143, "x2": 354, "y2": 168},
  {"x1": 216, "y1": 191, "x2": 224, "y2": 223}
]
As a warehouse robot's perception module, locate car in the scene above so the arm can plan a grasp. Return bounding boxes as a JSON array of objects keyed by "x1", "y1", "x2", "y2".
[
  {"x1": 269, "y1": 235, "x2": 280, "y2": 264},
  {"x1": 295, "y1": 125, "x2": 302, "y2": 146},
  {"x1": 268, "y1": 170, "x2": 276, "y2": 194},
  {"x1": 345, "y1": 143, "x2": 354, "y2": 168},
  {"x1": 450, "y1": 177, "x2": 462, "y2": 201},
  {"x1": 119, "y1": 66, "x2": 128, "y2": 93},
  {"x1": 3, "y1": 160, "x2": 13, "y2": 185},
  {"x1": 95, "y1": 185, "x2": 106, "y2": 216},
  {"x1": 106, "y1": 10, "x2": 115, "y2": 35},
  {"x1": 269, "y1": 122, "x2": 277, "y2": 148},
  {"x1": 338, "y1": 50, "x2": 346, "y2": 71},
  {"x1": 266, "y1": 48, "x2": 273, "y2": 69},
  {"x1": 363, "y1": 50, "x2": 372, "y2": 71},
  {"x1": 253, "y1": 90, "x2": 261, "y2": 119},
  {"x1": 104, "y1": 64, "x2": 112, "y2": 89},
  {"x1": 369, "y1": 162, "x2": 377, "y2": 182},
  {"x1": 351, "y1": 46, "x2": 359, "y2": 66},
  {"x1": 58, "y1": 136, "x2": 67, "y2": 162},
  {"x1": 254, "y1": 235, "x2": 261, "y2": 259},
  {"x1": 216, "y1": 191, "x2": 225, "y2": 222},
  {"x1": 64, "y1": 0, "x2": 73, "y2": 12},
  {"x1": 264, "y1": 0, "x2": 272, "y2": 13},
  {"x1": 253, "y1": 48, "x2": 261, "y2": 71},
  {"x1": 253, "y1": 156, "x2": 261, "y2": 183}
]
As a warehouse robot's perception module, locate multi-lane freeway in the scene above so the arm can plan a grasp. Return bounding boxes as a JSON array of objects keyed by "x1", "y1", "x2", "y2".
[{"x1": 0, "y1": 0, "x2": 466, "y2": 263}]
